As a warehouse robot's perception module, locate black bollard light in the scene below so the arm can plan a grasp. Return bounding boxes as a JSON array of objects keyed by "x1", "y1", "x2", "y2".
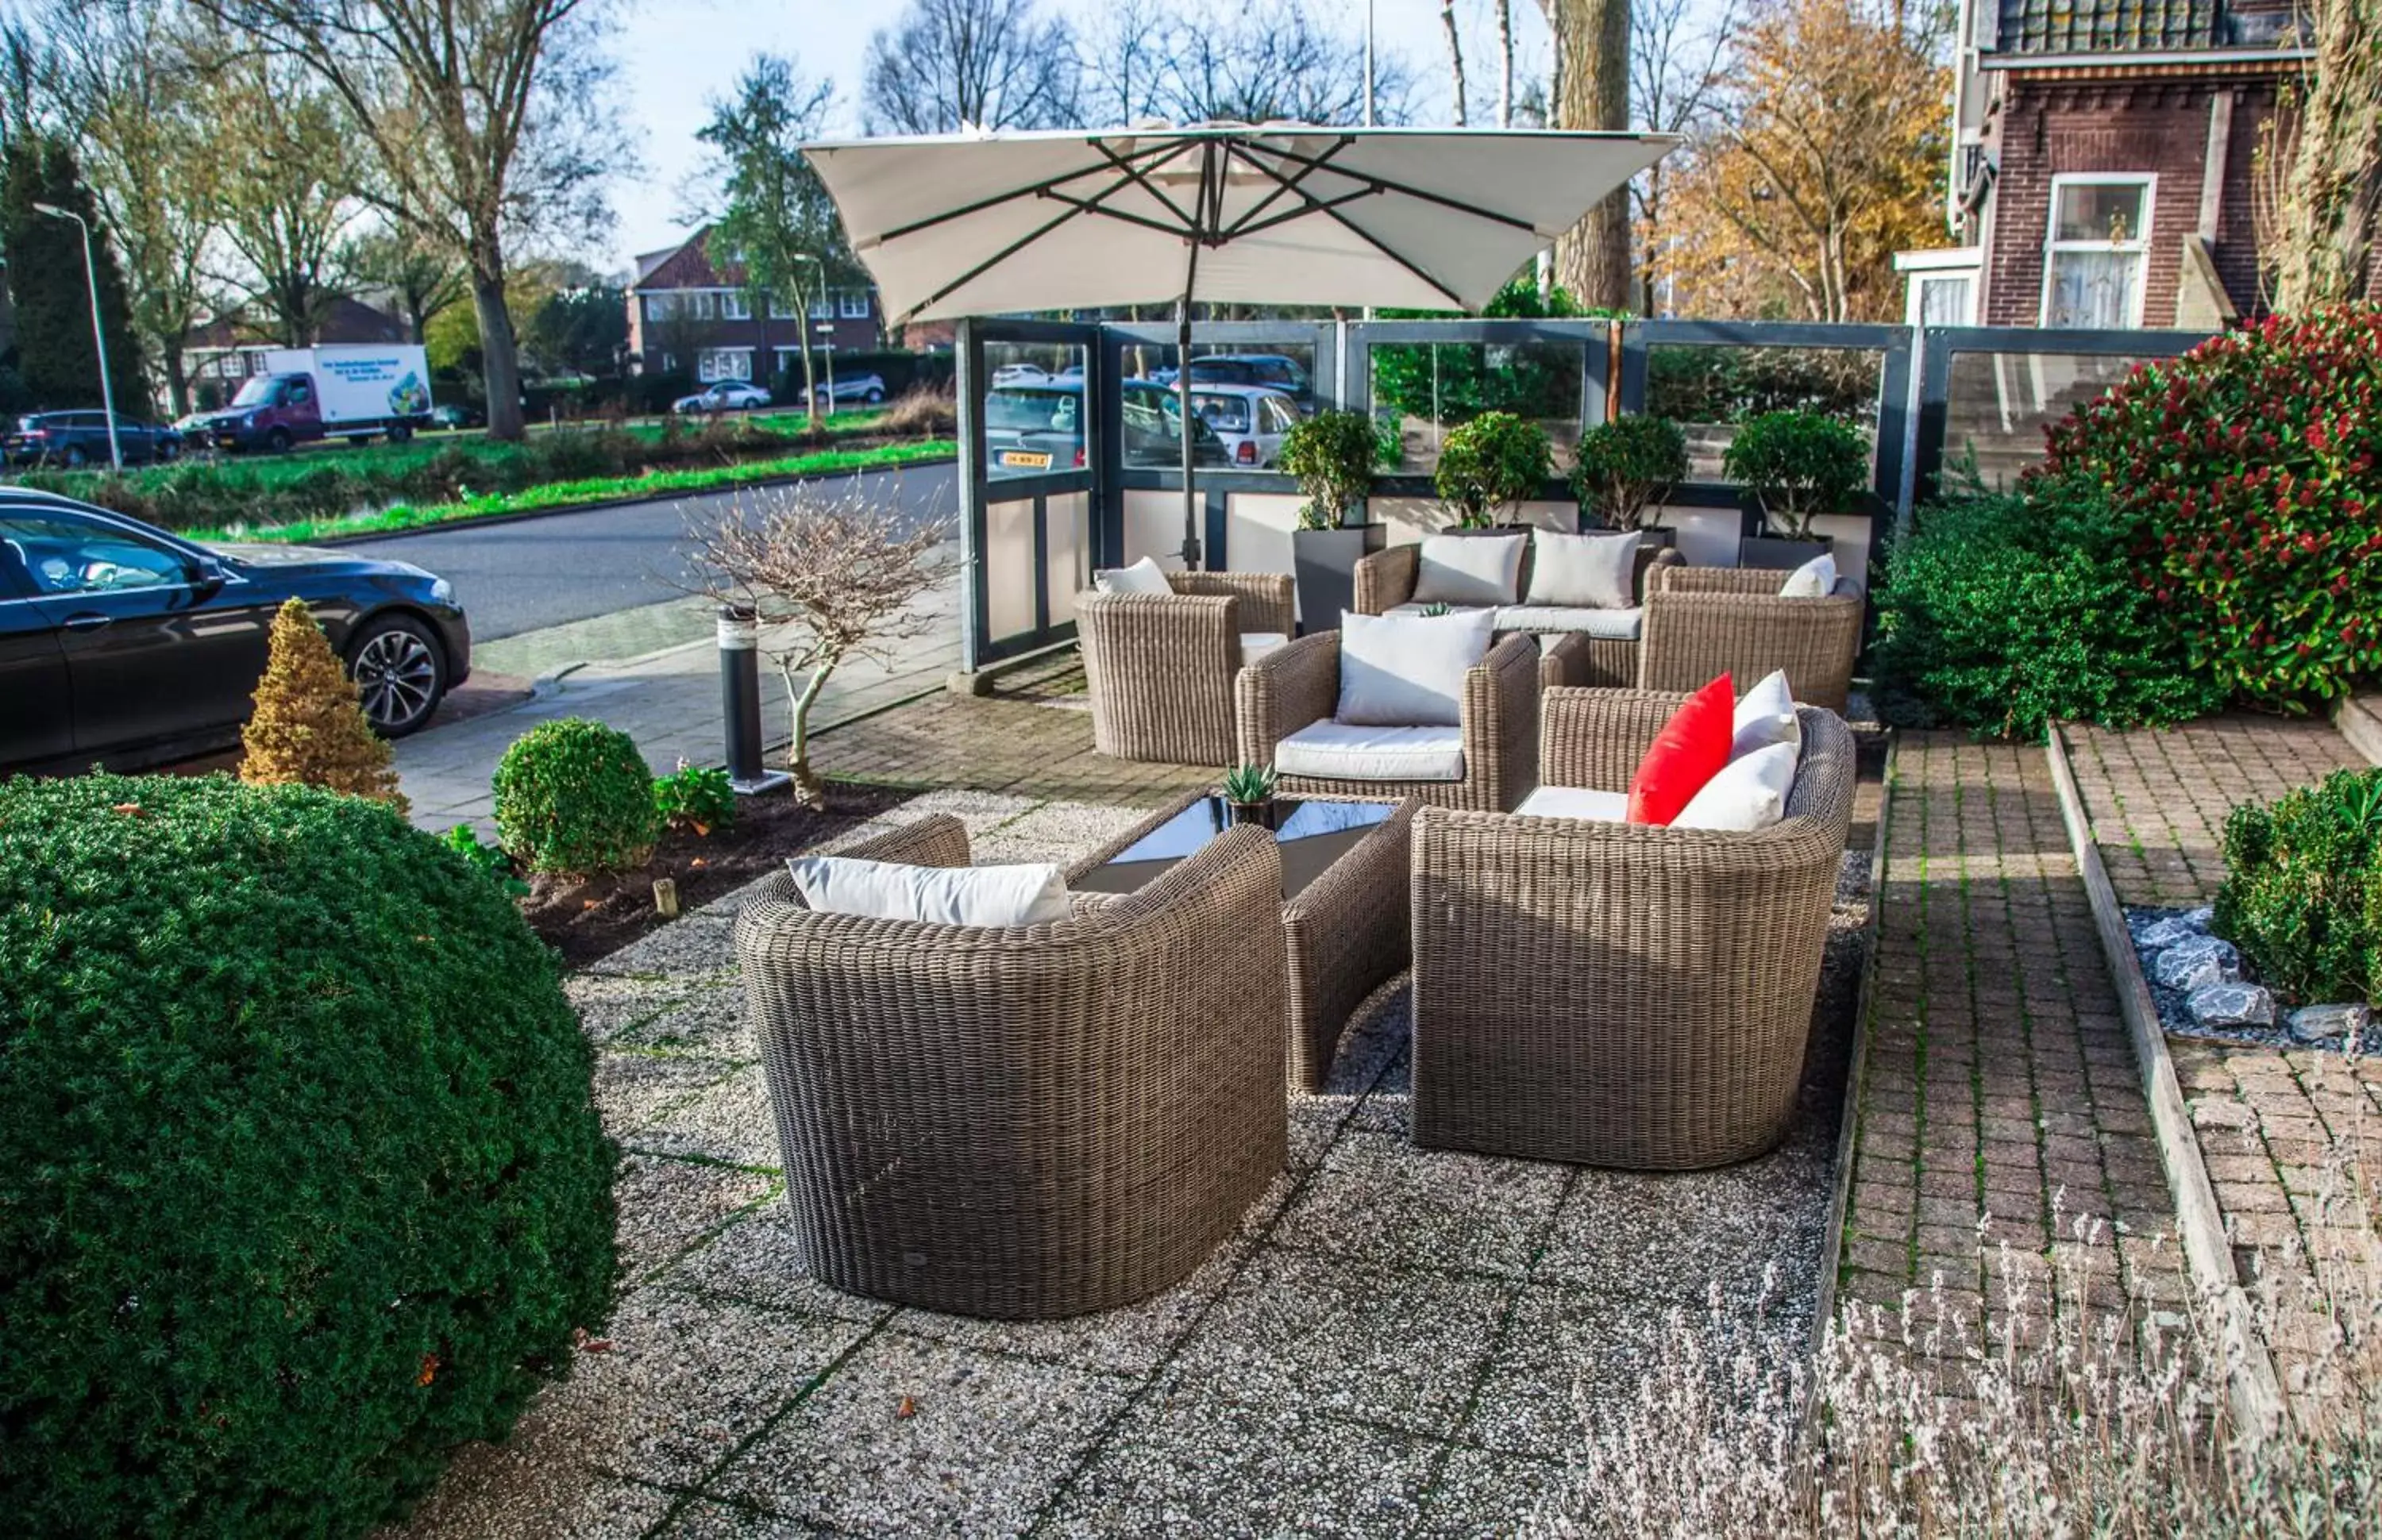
[{"x1": 718, "y1": 605, "x2": 791, "y2": 795}]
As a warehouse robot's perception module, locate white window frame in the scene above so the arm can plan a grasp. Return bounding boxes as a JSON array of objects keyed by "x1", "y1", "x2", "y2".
[
  {"x1": 768, "y1": 292, "x2": 797, "y2": 319},
  {"x1": 838, "y1": 290, "x2": 871, "y2": 320},
  {"x1": 808, "y1": 292, "x2": 834, "y2": 320},
  {"x1": 644, "y1": 293, "x2": 676, "y2": 323},
  {"x1": 721, "y1": 290, "x2": 752, "y2": 321},
  {"x1": 2039, "y1": 173, "x2": 2156, "y2": 329},
  {"x1": 696, "y1": 347, "x2": 754, "y2": 383}
]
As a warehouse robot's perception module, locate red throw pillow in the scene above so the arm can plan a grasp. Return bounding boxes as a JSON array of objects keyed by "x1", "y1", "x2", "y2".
[{"x1": 1626, "y1": 674, "x2": 1735, "y2": 826}]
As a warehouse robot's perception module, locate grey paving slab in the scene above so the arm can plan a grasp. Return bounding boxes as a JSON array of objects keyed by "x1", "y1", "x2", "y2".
[
  {"x1": 1415, "y1": 1446, "x2": 1563, "y2": 1538},
  {"x1": 1273, "y1": 1128, "x2": 1572, "y2": 1280},
  {"x1": 623, "y1": 1065, "x2": 781, "y2": 1170},
  {"x1": 651, "y1": 1204, "x2": 893, "y2": 1327},
  {"x1": 615, "y1": 1155, "x2": 779, "y2": 1280},
  {"x1": 596, "y1": 1049, "x2": 746, "y2": 1146}
]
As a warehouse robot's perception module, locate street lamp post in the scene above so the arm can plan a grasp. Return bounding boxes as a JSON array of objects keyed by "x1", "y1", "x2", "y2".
[{"x1": 33, "y1": 201, "x2": 123, "y2": 472}]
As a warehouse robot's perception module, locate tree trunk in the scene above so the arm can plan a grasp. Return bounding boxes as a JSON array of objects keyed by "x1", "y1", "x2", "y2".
[
  {"x1": 781, "y1": 656, "x2": 831, "y2": 808},
  {"x1": 162, "y1": 339, "x2": 192, "y2": 418},
  {"x1": 2273, "y1": 0, "x2": 2382, "y2": 311},
  {"x1": 1551, "y1": 0, "x2": 1633, "y2": 311},
  {"x1": 472, "y1": 260, "x2": 526, "y2": 441},
  {"x1": 1440, "y1": 1, "x2": 1468, "y2": 126},
  {"x1": 1497, "y1": 0, "x2": 1515, "y2": 127}
]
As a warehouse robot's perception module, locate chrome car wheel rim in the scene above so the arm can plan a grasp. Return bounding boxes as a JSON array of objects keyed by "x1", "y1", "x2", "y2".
[{"x1": 353, "y1": 630, "x2": 437, "y2": 729}]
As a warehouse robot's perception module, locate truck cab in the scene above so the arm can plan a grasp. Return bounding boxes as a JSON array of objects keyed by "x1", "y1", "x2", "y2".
[{"x1": 204, "y1": 372, "x2": 324, "y2": 453}]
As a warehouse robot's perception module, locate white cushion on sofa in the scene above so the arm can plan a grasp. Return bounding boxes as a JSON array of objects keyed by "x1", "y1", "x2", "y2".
[
  {"x1": 1526, "y1": 529, "x2": 1639, "y2": 609},
  {"x1": 788, "y1": 856, "x2": 1073, "y2": 926},
  {"x1": 1384, "y1": 602, "x2": 1491, "y2": 620},
  {"x1": 1492, "y1": 604, "x2": 1643, "y2": 640},
  {"x1": 1410, "y1": 533, "x2": 1526, "y2": 606},
  {"x1": 1777, "y1": 551, "x2": 1838, "y2": 599},
  {"x1": 1336, "y1": 608, "x2": 1495, "y2": 727},
  {"x1": 1239, "y1": 631, "x2": 1289, "y2": 665},
  {"x1": 1276, "y1": 721, "x2": 1467, "y2": 781},
  {"x1": 1732, "y1": 669, "x2": 1800, "y2": 759},
  {"x1": 1672, "y1": 742, "x2": 1799, "y2": 831},
  {"x1": 1093, "y1": 555, "x2": 1174, "y2": 595},
  {"x1": 1514, "y1": 785, "x2": 1629, "y2": 822}
]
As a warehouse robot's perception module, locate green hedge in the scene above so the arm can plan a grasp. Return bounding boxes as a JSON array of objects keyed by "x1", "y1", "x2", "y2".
[
  {"x1": 2216, "y1": 769, "x2": 2382, "y2": 1006},
  {"x1": 0, "y1": 775, "x2": 617, "y2": 1538}
]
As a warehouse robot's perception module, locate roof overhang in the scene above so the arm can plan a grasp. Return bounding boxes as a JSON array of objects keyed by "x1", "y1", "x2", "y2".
[{"x1": 1979, "y1": 47, "x2": 2313, "y2": 70}]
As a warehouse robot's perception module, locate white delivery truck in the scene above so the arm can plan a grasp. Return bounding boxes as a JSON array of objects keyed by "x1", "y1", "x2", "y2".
[{"x1": 190, "y1": 344, "x2": 437, "y2": 452}]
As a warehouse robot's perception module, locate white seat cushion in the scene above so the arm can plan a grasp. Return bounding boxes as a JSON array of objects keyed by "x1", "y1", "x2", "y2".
[
  {"x1": 1514, "y1": 785, "x2": 1629, "y2": 822},
  {"x1": 1777, "y1": 551, "x2": 1839, "y2": 599},
  {"x1": 1238, "y1": 631, "x2": 1289, "y2": 665},
  {"x1": 1093, "y1": 555, "x2": 1174, "y2": 595},
  {"x1": 1383, "y1": 602, "x2": 1492, "y2": 620},
  {"x1": 1491, "y1": 605, "x2": 1643, "y2": 640},
  {"x1": 788, "y1": 856, "x2": 1073, "y2": 927},
  {"x1": 1525, "y1": 529, "x2": 1639, "y2": 609},
  {"x1": 1336, "y1": 608, "x2": 1496, "y2": 727},
  {"x1": 1409, "y1": 533, "x2": 1527, "y2": 606},
  {"x1": 1276, "y1": 721, "x2": 1467, "y2": 782},
  {"x1": 1732, "y1": 669, "x2": 1800, "y2": 759},
  {"x1": 1672, "y1": 742, "x2": 1799, "y2": 831}
]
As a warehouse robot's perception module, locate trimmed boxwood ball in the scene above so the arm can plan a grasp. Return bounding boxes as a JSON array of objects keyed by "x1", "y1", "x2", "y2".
[
  {"x1": 493, "y1": 716, "x2": 661, "y2": 876},
  {"x1": 0, "y1": 775, "x2": 617, "y2": 1538}
]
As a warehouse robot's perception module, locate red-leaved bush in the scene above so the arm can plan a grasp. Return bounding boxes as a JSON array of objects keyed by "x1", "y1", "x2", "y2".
[{"x1": 2035, "y1": 303, "x2": 2382, "y2": 709}]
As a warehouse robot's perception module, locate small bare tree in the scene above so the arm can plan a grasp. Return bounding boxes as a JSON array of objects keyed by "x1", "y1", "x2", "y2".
[{"x1": 684, "y1": 483, "x2": 950, "y2": 809}]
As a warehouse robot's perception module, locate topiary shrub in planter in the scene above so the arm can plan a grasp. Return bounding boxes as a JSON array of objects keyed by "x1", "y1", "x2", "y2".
[
  {"x1": 2038, "y1": 302, "x2": 2382, "y2": 710},
  {"x1": 1721, "y1": 410, "x2": 1869, "y2": 541},
  {"x1": 0, "y1": 774, "x2": 616, "y2": 1538},
  {"x1": 1871, "y1": 476, "x2": 2228, "y2": 741},
  {"x1": 2214, "y1": 768, "x2": 2382, "y2": 1007},
  {"x1": 492, "y1": 717, "x2": 661, "y2": 876},
  {"x1": 1433, "y1": 410, "x2": 1552, "y2": 529},
  {"x1": 1572, "y1": 414, "x2": 1688, "y2": 532}
]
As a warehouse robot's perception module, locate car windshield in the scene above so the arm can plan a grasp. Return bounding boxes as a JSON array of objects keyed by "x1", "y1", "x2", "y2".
[
  {"x1": 986, "y1": 388, "x2": 1079, "y2": 433},
  {"x1": 1196, "y1": 395, "x2": 1250, "y2": 432},
  {"x1": 229, "y1": 375, "x2": 277, "y2": 407}
]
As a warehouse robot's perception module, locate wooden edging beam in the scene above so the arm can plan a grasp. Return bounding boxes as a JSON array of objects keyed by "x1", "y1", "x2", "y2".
[
  {"x1": 1809, "y1": 728, "x2": 1898, "y2": 1358},
  {"x1": 2043, "y1": 722, "x2": 2286, "y2": 1443}
]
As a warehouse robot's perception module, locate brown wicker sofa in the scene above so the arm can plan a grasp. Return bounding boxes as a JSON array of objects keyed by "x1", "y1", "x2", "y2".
[
  {"x1": 1639, "y1": 565, "x2": 1864, "y2": 713},
  {"x1": 1409, "y1": 688, "x2": 1856, "y2": 1169},
  {"x1": 1078, "y1": 570, "x2": 1296, "y2": 765},
  {"x1": 735, "y1": 814, "x2": 1288, "y2": 1318},
  {"x1": 1234, "y1": 629, "x2": 1539, "y2": 811},
  {"x1": 1353, "y1": 538, "x2": 1684, "y2": 691}
]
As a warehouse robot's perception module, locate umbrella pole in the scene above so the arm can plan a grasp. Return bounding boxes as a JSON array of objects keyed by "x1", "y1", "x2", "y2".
[{"x1": 1178, "y1": 297, "x2": 1199, "y2": 569}]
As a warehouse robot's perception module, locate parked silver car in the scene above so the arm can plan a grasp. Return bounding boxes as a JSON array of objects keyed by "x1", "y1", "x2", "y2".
[
  {"x1": 1191, "y1": 385, "x2": 1301, "y2": 468},
  {"x1": 673, "y1": 381, "x2": 773, "y2": 414},
  {"x1": 813, "y1": 373, "x2": 888, "y2": 407}
]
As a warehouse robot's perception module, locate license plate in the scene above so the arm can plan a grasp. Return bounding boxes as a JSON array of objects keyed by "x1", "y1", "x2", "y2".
[{"x1": 1000, "y1": 450, "x2": 1053, "y2": 470}]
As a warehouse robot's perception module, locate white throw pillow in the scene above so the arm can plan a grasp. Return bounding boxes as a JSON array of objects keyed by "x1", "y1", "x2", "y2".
[
  {"x1": 1672, "y1": 742, "x2": 1799, "y2": 832},
  {"x1": 1732, "y1": 670, "x2": 1800, "y2": 760},
  {"x1": 1093, "y1": 555, "x2": 1174, "y2": 595},
  {"x1": 1336, "y1": 608, "x2": 1496, "y2": 727},
  {"x1": 1777, "y1": 551, "x2": 1838, "y2": 599},
  {"x1": 1409, "y1": 533, "x2": 1526, "y2": 606},
  {"x1": 788, "y1": 855, "x2": 1073, "y2": 927},
  {"x1": 1525, "y1": 529, "x2": 1640, "y2": 610}
]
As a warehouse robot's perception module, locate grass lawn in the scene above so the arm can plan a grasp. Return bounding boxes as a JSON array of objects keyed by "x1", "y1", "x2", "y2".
[{"x1": 183, "y1": 437, "x2": 958, "y2": 545}]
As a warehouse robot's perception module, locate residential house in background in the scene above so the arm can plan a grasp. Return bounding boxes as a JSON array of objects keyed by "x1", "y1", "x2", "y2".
[
  {"x1": 183, "y1": 295, "x2": 413, "y2": 400},
  {"x1": 1898, "y1": 0, "x2": 2334, "y2": 329},
  {"x1": 627, "y1": 227, "x2": 882, "y2": 385}
]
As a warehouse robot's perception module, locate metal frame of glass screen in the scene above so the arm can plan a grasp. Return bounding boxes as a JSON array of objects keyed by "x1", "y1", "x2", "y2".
[
  {"x1": 956, "y1": 316, "x2": 1102, "y2": 669},
  {"x1": 1342, "y1": 318, "x2": 1613, "y2": 506}
]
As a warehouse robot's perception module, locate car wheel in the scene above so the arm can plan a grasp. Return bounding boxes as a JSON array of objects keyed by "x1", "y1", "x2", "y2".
[
  {"x1": 265, "y1": 428, "x2": 292, "y2": 453},
  {"x1": 158, "y1": 439, "x2": 180, "y2": 462},
  {"x1": 387, "y1": 423, "x2": 413, "y2": 445},
  {"x1": 346, "y1": 614, "x2": 446, "y2": 738},
  {"x1": 865, "y1": 387, "x2": 885, "y2": 404},
  {"x1": 64, "y1": 445, "x2": 88, "y2": 468}
]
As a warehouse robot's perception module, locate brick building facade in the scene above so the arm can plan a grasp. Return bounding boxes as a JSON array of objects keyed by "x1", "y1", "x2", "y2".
[{"x1": 626, "y1": 227, "x2": 882, "y2": 387}]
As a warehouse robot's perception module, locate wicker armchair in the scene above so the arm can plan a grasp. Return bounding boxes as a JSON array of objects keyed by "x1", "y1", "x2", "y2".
[
  {"x1": 1355, "y1": 539, "x2": 1684, "y2": 692},
  {"x1": 735, "y1": 814, "x2": 1289, "y2": 1319},
  {"x1": 1078, "y1": 571, "x2": 1296, "y2": 765},
  {"x1": 1639, "y1": 566, "x2": 1864, "y2": 713},
  {"x1": 1410, "y1": 690, "x2": 1856, "y2": 1169},
  {"x1": 1234, "y1": 629, "x2": 1540, "y2": 811}
]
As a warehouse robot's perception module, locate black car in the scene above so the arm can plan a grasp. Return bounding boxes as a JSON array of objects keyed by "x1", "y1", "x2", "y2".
[
  {"x1": 6, "y1": 411, "x2": 184, "y2": 468},
  {"x1": 0, "y1": 491, "x2": 471, "y2": 772}
]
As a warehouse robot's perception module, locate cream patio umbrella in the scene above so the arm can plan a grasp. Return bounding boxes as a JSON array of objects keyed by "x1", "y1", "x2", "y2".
[{"x1": 804, "y1": 124, "x2": 1676, "y2": 567}]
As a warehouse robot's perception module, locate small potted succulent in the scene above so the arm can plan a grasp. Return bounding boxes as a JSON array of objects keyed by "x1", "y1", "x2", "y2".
[
  {"x1": 1571, "y1": 414, "x2": 1687, "y2": 547},
  {"x1": 1721, "y1": 410, "x2": 1872, "y2": 568},
  {"x1": 1433, "y1": 410, "x2": 1552, "y2": 532},
  {"x1": 1223, "y1": 762, "x2": 1279, "y2": 827},
  {"x1": 1280, "y1": 410, "x2": 1391, "y2": 633}
]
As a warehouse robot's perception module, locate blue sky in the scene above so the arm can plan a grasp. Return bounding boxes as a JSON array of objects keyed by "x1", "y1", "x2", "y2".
[{"x1": 603, "y1": 0, "x2": 1557, "y2": 270}]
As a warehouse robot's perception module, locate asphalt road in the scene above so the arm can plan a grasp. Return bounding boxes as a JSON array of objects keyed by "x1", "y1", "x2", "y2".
[{"x1": 343, "y1": 460, "x2": 961, "y2": 642}]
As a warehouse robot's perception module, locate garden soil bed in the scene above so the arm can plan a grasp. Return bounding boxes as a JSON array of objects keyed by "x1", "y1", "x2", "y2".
[{"x1": 520, "y1": 778, "x2": 912, "y2": 968}]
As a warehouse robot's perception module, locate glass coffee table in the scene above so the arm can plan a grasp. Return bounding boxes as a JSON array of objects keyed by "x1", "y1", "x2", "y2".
[{"x1": 1074, "y1": 793, "x2": 1416, "y2": 1091}]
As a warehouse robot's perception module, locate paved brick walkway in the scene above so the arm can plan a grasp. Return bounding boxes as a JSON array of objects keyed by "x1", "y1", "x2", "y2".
[
  {"x1": 1839, "y1": 734, "x2": 2189, "y2": 1344},
  {"x1": 2061, "y1": 718, "x2": 2380, "y2": 1418}
]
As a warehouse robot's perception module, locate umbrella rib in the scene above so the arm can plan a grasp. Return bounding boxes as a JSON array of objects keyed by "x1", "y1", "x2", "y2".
[
  {"x1": 871, "y1": 136, "x2": 1185, "y2": 244},
  {"x1": 1235, "y1": 139, "x2": 1548, "y2": 235},
  {"x1": 895, "y1": 200, "x2": 1114, "y2": 324},
  {"x1": 1034, "y1": 187, "x2": 1199, "y2": 241},
  {"x1": 1089, "y1": 140, "x2": 1203, "y2": 234},
  {"x1": 1228, "y1": 184, "x2": 1389, "y2": 241},
  {"x1": 1215, "y1": 142, "x2": 1470, "y2": 310},
  {"x1": 1218, "y1": 134, "x2": 1356, "y2": 237}
]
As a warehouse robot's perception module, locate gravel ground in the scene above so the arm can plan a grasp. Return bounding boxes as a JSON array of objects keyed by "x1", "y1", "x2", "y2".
[{"x1": 384, "y1": 787, "x2": 1873, "y2": 1539}]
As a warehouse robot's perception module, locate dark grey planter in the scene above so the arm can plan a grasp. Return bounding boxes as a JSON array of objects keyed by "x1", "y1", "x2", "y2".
[
  {"x1": 1637, "y1": 527, "x2": 1677, "y2": 550},
  {"x1": 1738, "y1": 533, "x2": 1835, "y2": 570},
  {"x1": 1292, "y1": 522, "x2": 1386, "y2": 633}
]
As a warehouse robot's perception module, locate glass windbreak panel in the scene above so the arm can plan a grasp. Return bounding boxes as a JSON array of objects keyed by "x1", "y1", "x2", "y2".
[
  {"x1": 1367, "y1": 340, "x2": 1584, "y2": 475},
  {"x1": 983, "y1": 341, "x2": 1085, "y2": 480},
  {"x1": 1942, "y1": 350, "x2": 2163, "y2": 492},
  {"x1": 1180, "y1": 342, "x2": 1317, "y2": 414},
  {"x1": 1112, "y1": 344, "x2": 1270, "y2": 469},
  {"x1": 1642, "y1": 345, "x2": 1883, "y2": 483}
]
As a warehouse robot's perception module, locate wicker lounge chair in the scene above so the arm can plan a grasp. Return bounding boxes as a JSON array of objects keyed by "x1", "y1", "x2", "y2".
[
  {"x1": 1639, "y1": 565, "x2": 1864, "y2": 713},
  {"x1": 1410, "y1": 688, "x2": 1856, "y2": 1168},
  {"x1": 735, "y1": 814, "x2": 1288, "y2": 1318},
  {"x1": 1354, "y1": 538, "x2": 1683, "y2": 691},
  {"x1": 1078, "y1": 571, "x2": 1296, "y2": 764},
  {"x1": 1234, "y1": 629, "x2": 1539, "y2": 811}
]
